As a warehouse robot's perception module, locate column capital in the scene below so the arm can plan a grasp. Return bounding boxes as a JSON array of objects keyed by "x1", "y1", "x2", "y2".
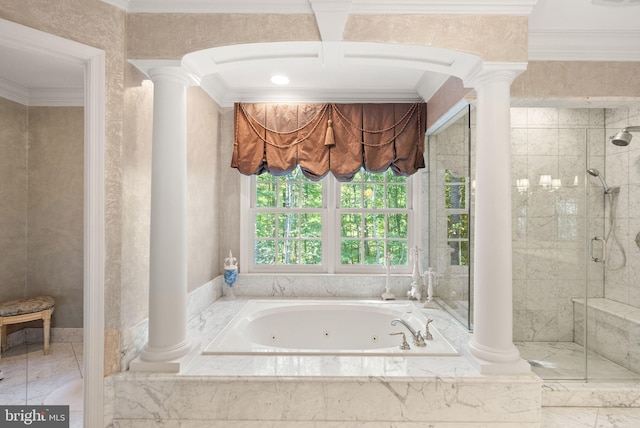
[
  {"x1": 463, "y1": 62, "x2": 528, "y2": 89},
  {"x1": 148, "y1": 66, "x2": 199, "y2": 86},
  {"x1": 129, "y1": 59, "x2": 200, "y2": 86}
]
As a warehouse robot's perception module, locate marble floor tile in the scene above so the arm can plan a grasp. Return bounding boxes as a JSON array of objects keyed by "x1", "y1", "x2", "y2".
[
  {"x1": 542, "y1": 407, "x2": 640, "y2": 428},
  {"x1": 0, "y1": 341, "x2": 83, "y2": 422},
  {"x1": 542, "y1": 407, "x2": 598, "y2": 427},
  {"x1": 515, "y1": 341, "x2": 639, "y2": 381}
]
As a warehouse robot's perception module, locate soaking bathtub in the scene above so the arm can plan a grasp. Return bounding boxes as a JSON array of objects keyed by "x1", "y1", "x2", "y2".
[{"x1": 203, "y1": 299, "x2": 458, "y2": 356}]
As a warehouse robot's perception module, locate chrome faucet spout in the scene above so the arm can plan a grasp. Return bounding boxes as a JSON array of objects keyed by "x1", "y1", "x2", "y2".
[{"x1": 390, "y1": 318, "x2": 426, "y2": 347}]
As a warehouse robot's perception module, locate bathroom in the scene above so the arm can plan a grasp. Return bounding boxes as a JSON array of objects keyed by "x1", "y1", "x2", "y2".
[{"x1": 1, "y1": 0, "x2": 640, "y2": 426}]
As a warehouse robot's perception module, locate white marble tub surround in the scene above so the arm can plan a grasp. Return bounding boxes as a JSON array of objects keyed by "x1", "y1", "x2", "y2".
[
  {"x1": 204, "y1": 299, "x2": 458, "y2": 356},
  {"x1": 111, "y1": 297, "x2": 543, "y2": 427}
]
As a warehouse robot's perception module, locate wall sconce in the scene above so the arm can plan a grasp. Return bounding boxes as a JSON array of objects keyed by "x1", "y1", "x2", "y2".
[
  {"x1": 551, "y1": 178, "x2": 562, "y2": 191},
  {"x1": 516, "y1": 178, "x2": 530, "y2": 194},
  {"x1": 539, "y1": 174, "x2": 552, "y2": 188}
]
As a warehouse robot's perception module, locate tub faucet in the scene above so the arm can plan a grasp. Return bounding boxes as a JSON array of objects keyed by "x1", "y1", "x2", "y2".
[{"x1": 390, "y1": 318, "x2": 426, "y2": 347}]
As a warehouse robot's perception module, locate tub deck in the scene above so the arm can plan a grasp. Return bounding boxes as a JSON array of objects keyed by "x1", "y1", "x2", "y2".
[{"x1": 110, "y1": 298, "x2": 543, "y2": 427}]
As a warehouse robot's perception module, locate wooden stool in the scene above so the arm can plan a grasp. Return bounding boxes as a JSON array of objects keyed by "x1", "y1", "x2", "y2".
[{"x1": 0, "y1": 296, "x2": 55, "y2": 358}]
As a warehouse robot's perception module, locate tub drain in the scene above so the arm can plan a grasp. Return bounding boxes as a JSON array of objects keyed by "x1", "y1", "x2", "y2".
[
  {"x1": 322, "y1": 330, "x2": 331, "y2": 338},
  {"x1": 371, "y1": 335, "x2": 379, "y2": 343}
]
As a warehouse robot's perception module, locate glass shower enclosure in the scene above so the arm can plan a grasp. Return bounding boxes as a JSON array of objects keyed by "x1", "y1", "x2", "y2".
[{"x1": 428, "y1": 104, "x2": 640, "y2": 381}]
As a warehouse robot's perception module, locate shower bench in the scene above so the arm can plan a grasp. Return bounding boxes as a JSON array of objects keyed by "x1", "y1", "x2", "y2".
[
  {"x1": 573, "y1": 297, "x2": 640, "y2": 374},
  {"x1": 0, "y1": 296, "x2": 55, "y2": 358}
]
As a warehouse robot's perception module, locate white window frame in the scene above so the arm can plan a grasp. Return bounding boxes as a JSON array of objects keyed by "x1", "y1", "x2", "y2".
[
  {"x1": 240, "y1": 171, "x2": 420, "y2": 274},
  {"x1": 444, "y1": 170, "x2": 470, "y2": 267}
]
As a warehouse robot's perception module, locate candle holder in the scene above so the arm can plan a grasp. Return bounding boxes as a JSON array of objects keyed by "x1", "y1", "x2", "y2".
[{"x1": 381, "y1": 252, "x2": 395, "y2": 300}]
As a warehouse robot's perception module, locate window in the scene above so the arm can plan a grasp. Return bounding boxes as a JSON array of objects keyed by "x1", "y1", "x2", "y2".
[
  {"x1": 245, "y1": 167, "x2": 417, "y2": 273},
  {"x1": 253, "y1": 168, "x2": 324, "y2": 269},
  {"x1": 444, "y1": 169, "x2": 469, "y2": 266}
]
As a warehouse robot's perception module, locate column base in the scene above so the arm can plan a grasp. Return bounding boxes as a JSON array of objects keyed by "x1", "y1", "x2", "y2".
[
  {"x1": 130, "y1": 340, "x2": 199, "y2": 373},
  {"x1": 464, "y1": 337, "x2": 531, "y2": 375}
]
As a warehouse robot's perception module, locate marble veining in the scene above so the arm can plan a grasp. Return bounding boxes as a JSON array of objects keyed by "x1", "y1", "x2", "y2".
[{"x1": 111, "y1": 297, "x2": 542, "y2": 426}]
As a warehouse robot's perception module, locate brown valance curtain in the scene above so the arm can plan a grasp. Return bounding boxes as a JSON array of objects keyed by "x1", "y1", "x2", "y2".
[{"x1": 231, "y1": 102, "x2": 426, "y2": 182}]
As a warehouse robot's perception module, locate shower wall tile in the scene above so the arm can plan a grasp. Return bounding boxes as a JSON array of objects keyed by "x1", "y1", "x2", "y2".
[
  {"x1": 527, "y1": 156, "x2": 560, "y2": 186},
  {"x1": 512, "y1": 250, "x2": 528, "y2": 280},
  {"x1": 510, "y1": 108, "x2": 528, "y2": 127},
  {"x1": 588, "y1": 128, "x2": 606, "y2": 157},
  {"x1": 527, "y1": 217, "x2": 557, "y2": 244},
  {"x1": 629, "y1": 148, "x2": 640, "y2": 185},
  {"x1": 511, "y1": 106, "x2": 600, "y2": 342},
  {"x1": 527, "y1": 128, "x2": 559, "y2": 155},
  {"x1": 559, "y1": 108, "x2": 590, "y2": 126},
  {"x1": 605, "y1": 107, "x2": 630, "y2": 125},
  {"x1": 559, "y1": 128, "x2": 586, "y2": 156},
  {"x1": 511, "y1": 155, "x2": 528, "y2": 184},
  {"x1": 528, "y1": 108, "x2": 559, "y2": 127},
  {"x1": 526, "y1": 280, "x2": 559, "y2": 311},
  {"x1": 589, "y1": 109, "x2": 605, "y2": 127},
  {"x1": 527, "y1": 310, "x2": 559, "y2": 341},
  {"x1": 606, "y1": 151, "x2": 629, "y2": 187},
  {"x1": 511, "y1": 128, "x2": 528, "y2": 155}
]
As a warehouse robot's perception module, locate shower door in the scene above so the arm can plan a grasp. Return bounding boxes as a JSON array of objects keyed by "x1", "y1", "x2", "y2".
[
  {"x1": 511, "y1": 120, "x2": 594, "y2": 380},
  {"x1": 512, "y1": 108, "x2": 639, "y2": 382},
  {"x1": 426, "y1": 105, "x2": 473, "y2": 330}
]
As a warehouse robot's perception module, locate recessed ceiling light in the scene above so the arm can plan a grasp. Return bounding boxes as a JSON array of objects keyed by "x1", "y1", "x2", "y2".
[{"x1": 271, "y1": 74, "x2": 290, "y2": 85}]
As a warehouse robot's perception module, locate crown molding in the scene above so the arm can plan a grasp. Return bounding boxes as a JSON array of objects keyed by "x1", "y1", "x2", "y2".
[
  {"x1": 29, "y1": 87, "x2": 84, "y2": 106},
  {"x1": 98, "y1": 0, "x2": 536, "y2": 14},
  {"x1": 98, "y1": 0, "x2": 130, "y2": 11},
  {"x1": 0, "y1": 76, "x2": 83, "y2": 106},
  {"x1": 103, "y1": 0, "x2": 314, "y2": 13},
  {"x1": 529, "y1": 29, "x2": 640, "y2": 61},
  {"x1": 349, "y1": 0, "x2": 537, "y2": 15},
  {"x1": 0, "y1": 75, "x2": 28, "y2": 105}
]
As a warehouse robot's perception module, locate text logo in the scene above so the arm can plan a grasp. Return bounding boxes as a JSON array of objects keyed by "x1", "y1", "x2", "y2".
[{"x1": 0, "y1": 406, "x2": 69, "y2": 427}]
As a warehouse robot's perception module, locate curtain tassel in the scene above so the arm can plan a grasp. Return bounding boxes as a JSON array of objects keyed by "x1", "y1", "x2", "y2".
[{"x1": 325, "y1": 119, "x2": 335, "y2": 147}]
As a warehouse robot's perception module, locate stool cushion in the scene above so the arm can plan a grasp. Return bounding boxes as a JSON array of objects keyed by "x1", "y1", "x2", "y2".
[{"x1": 0, "y1": 296, "x2": 55, "y2": 317}]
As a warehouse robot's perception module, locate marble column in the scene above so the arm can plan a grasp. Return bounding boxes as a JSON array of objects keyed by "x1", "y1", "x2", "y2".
[
  {"x1": 138, "y1": 67, "x2": 193, "y2": 366},
  {"x1": 465, "y1": 64, "x2": 530, "y2": 374}
]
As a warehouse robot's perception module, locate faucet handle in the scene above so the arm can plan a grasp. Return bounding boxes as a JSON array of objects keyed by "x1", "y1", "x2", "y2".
[
  {"x1": 424, "y1": 319, "x2": 434, "y2": 341},
  {"x1": 390, "y1": 332, "x2": 411, "y2": 350}
]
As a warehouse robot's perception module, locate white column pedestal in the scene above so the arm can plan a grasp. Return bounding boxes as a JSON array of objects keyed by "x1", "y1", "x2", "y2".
[
  {"x1": 464, "y1": 64, "x2": 530, "y2": 375},
  {"x1": 131, "y1": 66, "x2": 196, "y2": 373}
]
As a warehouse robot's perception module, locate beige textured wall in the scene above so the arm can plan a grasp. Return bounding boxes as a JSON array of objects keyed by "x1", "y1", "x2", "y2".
[
  {"x1": 218, "y1": 108, "x2": 240, "y2": 269},
  {"x1": 26, "y1": 107, "x2": 84, "y2": 328},
  {"x1": 121, "y1": 64, "x2": 153, "y2": 332},
  {"x1": 344, "y1": 15, "x2": 528, "y2": 62},
  {"x1": 126, "y1": 13, "x2": 528, "y2": 63},
  {"x1": 513, "y1": 61, "x2": 640, "y2": 99},
  {"x1": 0, "y1": 97, "x2": 27, "y2": 302},
  {"x1": 187, "y1": 87, "x2": 221, "y2": 291},
  {"x1": 127, "y1": 13, "x2": 321, "y2": 59},
  {"x1": 426, "y1": 76, "x2": 473, "y2": 130}
]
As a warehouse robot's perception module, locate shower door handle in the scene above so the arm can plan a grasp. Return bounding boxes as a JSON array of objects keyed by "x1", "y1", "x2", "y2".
[{"x1": 590, "y1": 237, "x2": 606, "y2": 262}]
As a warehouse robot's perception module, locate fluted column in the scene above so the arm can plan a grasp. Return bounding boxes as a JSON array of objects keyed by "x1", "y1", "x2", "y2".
[
  {"x1": 139, "y1": 67, "x2": 193, "y2": 364},
  {"x1": 465, "y1": 64, "x2": 530, "y2": 374}
]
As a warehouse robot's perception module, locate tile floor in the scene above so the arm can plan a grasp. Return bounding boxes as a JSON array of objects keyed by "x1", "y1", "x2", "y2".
[
  {"x1": 3, "y1": 338, "x2": 640, "y2": 427},
  {"x1": 0, "y1": 340, "x2": 83, "y2": 427},
  {"x1": 516, "y1": 341, "x2": 640, "y2": 381}
]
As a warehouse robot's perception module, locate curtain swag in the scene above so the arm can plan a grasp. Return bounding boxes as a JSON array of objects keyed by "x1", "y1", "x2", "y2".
[{"x1": 231, "y1": 102, "x2": 426, "y2": 182}]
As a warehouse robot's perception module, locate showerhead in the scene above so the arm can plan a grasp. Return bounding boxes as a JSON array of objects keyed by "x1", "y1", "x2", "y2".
[
  {"x1": 610, "y1": 126, "x2": 640, "y2": 147},
  {"x1": 587, "y1": 168, "x2": 611, "y2": 194}
]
